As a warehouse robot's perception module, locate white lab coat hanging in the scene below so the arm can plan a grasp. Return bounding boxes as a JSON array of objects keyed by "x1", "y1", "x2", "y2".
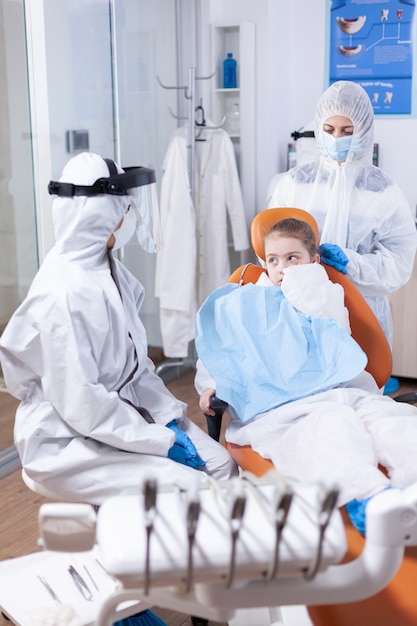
[{"x1": 155, "y1": 124, "x2": 249, "y2": 357}]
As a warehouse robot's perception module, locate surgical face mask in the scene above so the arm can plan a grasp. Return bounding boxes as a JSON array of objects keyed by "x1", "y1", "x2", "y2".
[
  {"x1": 112, "y1": 207, "x2": 137, "y2": 250},
  {"x1": 322, "y1": 133, "x2": 352, "y2": 161}
]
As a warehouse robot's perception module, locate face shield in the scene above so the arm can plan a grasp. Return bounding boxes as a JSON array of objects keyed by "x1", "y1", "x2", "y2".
[
  {"x1": 48, "y1": 157, "x2": 162, "y2": 252},
  {"x1": 128, "y1": 177, "x2": 162, "y2": 253}
]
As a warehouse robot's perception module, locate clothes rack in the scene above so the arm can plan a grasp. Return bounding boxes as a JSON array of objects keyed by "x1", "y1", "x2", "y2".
[
  {"x1": 156, "y1": 66, "x2": 225, "y2": 203},
  {"x1": 155, "y1": 66, "x2": 226, "y2": 379}
]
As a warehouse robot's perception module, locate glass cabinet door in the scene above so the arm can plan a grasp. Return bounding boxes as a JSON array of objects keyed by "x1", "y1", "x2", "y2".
[
  {"x1": 0, "y1": 0, "x2": 187, "y2": 467},
  {"x1": 0, "y1": 0, "x2": 38, "y2": 455},
  {"x1": 0, "y1": 0, "x2": 38, "y2": 338}
]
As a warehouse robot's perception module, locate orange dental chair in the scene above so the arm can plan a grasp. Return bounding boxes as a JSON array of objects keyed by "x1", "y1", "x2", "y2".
[{"x1": 205, "y1": 207, "x2": 417, "y2": 626}]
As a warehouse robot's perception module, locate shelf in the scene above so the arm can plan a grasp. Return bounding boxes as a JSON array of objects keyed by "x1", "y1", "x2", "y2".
[
  {"x1": 211, "y1": 22, "x2": 255, "y2": 224},
  {"x1": 215, "y1": 88, "x2": 240, "y2": 93}
]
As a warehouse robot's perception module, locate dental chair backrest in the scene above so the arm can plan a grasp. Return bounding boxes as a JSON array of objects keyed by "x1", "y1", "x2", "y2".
[{"x1": 220, "y1": 207, "x2": 393, "y2": 476}]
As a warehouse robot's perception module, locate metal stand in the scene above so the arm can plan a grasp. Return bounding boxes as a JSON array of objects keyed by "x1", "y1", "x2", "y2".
[{"x1": 155, "y1": 67, "x2": 225, "y2": 380}]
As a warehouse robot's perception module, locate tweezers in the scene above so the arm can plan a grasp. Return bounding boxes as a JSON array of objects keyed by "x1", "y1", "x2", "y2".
[
  {"x1": 68, "y1": 564, "x2": 93, "y2": 601},
  {"x1": 37, "y1": 575, "x2": 61, "y2": 605}
]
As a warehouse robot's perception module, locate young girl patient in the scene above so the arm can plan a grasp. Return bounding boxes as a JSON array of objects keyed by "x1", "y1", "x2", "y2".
[{"x1": 194, "y1": 217, "x2": 417, "y2": 536}]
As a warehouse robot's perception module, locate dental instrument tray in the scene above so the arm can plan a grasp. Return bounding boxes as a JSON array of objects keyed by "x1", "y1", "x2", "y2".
[{"x1": 95, "y1": 475, "x2": 346, "y2": 590}]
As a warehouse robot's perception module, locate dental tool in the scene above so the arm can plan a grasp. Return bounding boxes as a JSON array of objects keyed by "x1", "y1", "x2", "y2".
[
  {"x1": 143, "y1": 478, "x2": 158, "y2": 595},
  {"x1": 184, "y1": 486, "x2": 201, "y2": 593},
  {"x1": 37, "y1": 575, "x2": 62, "y2": 605},
  {"x1": 303, "y1": 485, "x2": 339, "y2": 581},
  {"x1": 68, "y1": 564, "x2": 93, "y2": 601},
  {"x1": 266, "y1": 485, "x2": 293, "y2": 582},
  {"x1": 225, "y1": 484, "x2": 247, "y2": 588}
]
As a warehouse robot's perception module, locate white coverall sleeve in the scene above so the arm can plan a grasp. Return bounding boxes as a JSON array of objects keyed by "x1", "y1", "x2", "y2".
[
  {"x1": 281, "y1": 263, "x2": 351, "y2": 332},
  {"x1": 342, "y1": 188, "x2": 417, "y2": 296},
  {"x1": 194, "y1": 358, "x2": 216, "y2": 395},
  {"x1": 132, "y1": 356, "x2": 189, "y2": 425},
  {"x1": 1, "y1": 303, "x2": 176, "y2": 457}
]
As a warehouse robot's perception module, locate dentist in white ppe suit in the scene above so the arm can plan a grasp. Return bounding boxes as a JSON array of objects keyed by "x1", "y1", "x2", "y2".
[
  {"x1": 268, "y1": 80, "x2": 417, "y2": 346},
  {"x1": 0, "y1": 152, "x2": 236, "y2": 507}
]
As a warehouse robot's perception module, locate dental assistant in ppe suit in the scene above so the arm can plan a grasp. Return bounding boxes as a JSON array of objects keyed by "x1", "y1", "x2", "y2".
[
  {"x1": 0, "y1": 153, "x2": 237, "y2": 508},
  {"x1": 268, "y1": 80, "x2": 417, "y2": 348}
]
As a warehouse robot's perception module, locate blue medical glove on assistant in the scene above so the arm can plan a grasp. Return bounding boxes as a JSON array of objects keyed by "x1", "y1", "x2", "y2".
[
  {"x1": 345, "y1": 494, "x2": 374, "y2": 537},
  {"x1": 346, "y1": 487, "x2": 395, "y2": 537},
  {"x1": 113, "y1": 608, "x2": 167, "y2": 626},
  {"x1": 318, "y1": 243, "x2": 349, "y2": 274},
  {"x1": 166, "y1": 420, "x2": 206, "y2": 469}
]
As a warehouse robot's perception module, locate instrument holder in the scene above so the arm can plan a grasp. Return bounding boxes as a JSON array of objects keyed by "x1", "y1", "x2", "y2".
[
  {"x1": 266, "y1": 486, "x2": 293, "y2": 582},
  {"x1": 225, "y1": 489, "x2": 247, "y2": 588},
  {"x1": 303, "y1": 486, "x2": 339, "y2": 581},
  {"x1": 143, "y1": 479, "x2": 158, "y2": 595},
  {"x1": 185, "y1": 491, "x2": 201, "y2": 593}
]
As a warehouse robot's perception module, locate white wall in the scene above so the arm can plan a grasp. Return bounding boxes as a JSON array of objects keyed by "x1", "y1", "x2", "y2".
[{"x1": 205, "y1": 0, "x2": 417, "y2": 216}]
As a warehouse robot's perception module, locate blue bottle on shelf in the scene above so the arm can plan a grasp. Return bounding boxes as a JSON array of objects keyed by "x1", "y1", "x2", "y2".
[{"x1": 223, "y1": 53, "x2": 237, "y2": 88}]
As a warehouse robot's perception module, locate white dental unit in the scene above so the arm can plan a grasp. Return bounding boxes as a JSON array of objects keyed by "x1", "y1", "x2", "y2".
[{"x1": 1, "y1": 472, "x2": 417, "y2": 626}]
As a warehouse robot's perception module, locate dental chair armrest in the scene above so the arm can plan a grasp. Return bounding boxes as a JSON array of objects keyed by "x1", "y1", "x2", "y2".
[
  {"x1": 205, "y1": 396, "x2": 229, "y2": 441},
  {"x1": 393, "y1": 391, "x2": 417, "y2": 404}
]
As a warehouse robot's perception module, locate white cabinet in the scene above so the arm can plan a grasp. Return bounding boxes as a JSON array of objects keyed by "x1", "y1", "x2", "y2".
[
  {"x1": 389, "y1": 257, "x2": 417, "y2": 378},
  {"x1": 211, "y1": 22, "x2": 256, "y2": 231}
]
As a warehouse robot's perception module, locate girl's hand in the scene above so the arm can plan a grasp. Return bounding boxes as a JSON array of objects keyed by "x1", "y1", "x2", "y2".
[{"x1": 199, "y1": 388, "x2": 216, "y2": 416}]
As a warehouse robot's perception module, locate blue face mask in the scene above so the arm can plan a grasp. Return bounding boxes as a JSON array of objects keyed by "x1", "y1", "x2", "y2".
[{"x1": 322, "y1": 133, "x2": 352, "y2": 161}]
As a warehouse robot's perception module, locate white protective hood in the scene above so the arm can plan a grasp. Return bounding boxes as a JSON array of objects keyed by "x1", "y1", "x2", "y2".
[
  {"x1": 314, "y1": 80, "x2": 374, "y2": 165},
  {"x1": 52, "y1": 152, "x2": 129, "y2": 266}
]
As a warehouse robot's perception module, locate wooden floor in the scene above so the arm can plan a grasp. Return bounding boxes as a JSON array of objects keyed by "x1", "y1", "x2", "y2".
[
  {"x1": 0, "y1": 368, "x2": 228, "y2": 626},
  {"x1": 0, "y1": 368, "x2": 416, "y2": 625}
]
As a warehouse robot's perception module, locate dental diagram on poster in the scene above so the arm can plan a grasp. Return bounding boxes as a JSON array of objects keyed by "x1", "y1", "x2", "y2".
[{"x1": 329, "y1": 0, "x2": 415, "y2": 114}]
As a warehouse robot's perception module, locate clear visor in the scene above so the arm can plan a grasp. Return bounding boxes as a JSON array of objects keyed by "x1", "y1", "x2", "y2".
[{"x1": 128, "y1": 182, "x2": 163, "y2": 253}]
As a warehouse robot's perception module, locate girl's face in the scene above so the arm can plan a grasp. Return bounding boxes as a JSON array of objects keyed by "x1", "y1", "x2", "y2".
[{"x1": 265, "y1": 235, "x2": 319, "y2": 286}]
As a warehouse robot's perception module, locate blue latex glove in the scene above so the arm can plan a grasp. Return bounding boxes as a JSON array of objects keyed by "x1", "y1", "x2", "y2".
[
  {"x1": 113, "y1": 609, "x2": 167, "y2": 626},
  {"x1": 166, "y1": 420, "x2": 206, "y2": 469},
  {"x1": 318, "y1": 243, "x2": 349, "y2": 274},
  {"x1": 346, "y1": 487, "x2": 395, "y2": 537},
  {"x1": 345, "y1": 494, "x2": 373, "y2": 537}
]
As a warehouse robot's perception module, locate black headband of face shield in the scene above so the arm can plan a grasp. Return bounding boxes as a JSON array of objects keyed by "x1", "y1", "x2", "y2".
[
  {"x1": 48, "y1": 158, "x2": 156, "y2": 198},
  {"x1": 291, "y1": 130, "x2": 315, "y2": 141}
]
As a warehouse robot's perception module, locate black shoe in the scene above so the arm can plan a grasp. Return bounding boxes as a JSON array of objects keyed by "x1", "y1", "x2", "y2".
[{"x1": 191, "y1": 617, "x2": 209, "y2": 626}]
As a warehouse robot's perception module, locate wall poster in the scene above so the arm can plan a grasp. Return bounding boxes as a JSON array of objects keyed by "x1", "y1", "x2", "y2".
[{"x1": 329, "y1": 0, "x2": 415, "y2": 114}]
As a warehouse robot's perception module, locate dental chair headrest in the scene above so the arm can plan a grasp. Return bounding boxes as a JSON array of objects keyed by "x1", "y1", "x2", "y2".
[{"x1": 251, "y1": 208, "x2": 320, "y2": 261}]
